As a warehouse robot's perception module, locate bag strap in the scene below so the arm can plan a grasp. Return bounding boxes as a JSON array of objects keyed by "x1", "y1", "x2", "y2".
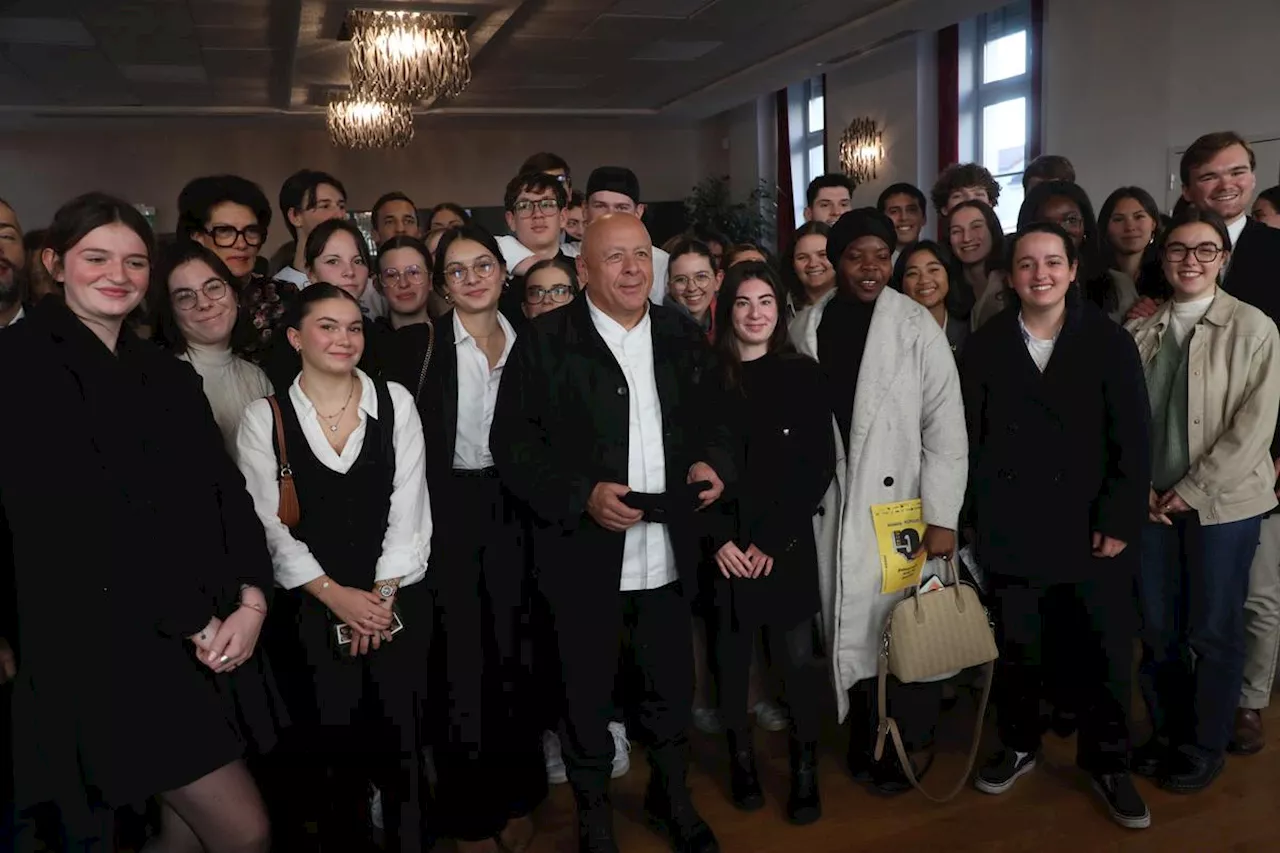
[
  {"x1": 414, "y1": 319, "x2": 436, "y2": 404},
  {"x1": 873, "y1": 648, "x2": 995, "y2": 804},
  {"x1": 266, "y1": 395, "x2": 292, "y2": 481}
]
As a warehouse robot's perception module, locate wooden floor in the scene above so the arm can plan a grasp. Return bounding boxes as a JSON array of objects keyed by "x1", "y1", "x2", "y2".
[{"x1": 510, "y1": 699, "x2": 1280, "y2": 853}]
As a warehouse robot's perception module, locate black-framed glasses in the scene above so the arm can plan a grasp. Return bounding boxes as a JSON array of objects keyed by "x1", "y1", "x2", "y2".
[
  {"x1": 670, "y1": 271, "x2": 715, "y2": 290},
  {"x1": 525, "y1": 284, "x2": 573, "y2": 305},
  {"x1": 205, "y1": 224, "x2": 265, "y2": 248},
  {"x1": 1055, "y1": 214, "x2": 1084, "y2": 230},
  {"x1": 381, "y1": 265, "x2": 425, "y2": 288},
  {"x1": 1164, "y1": 242, "x2": 1224, "y2": 263},
  {"x1": 172, "y1": 278, "x2": 229, "y2": 311},
  {"x1": 511, "y1": 199, "x2": 561, "y2": 218},
  {"x1": 444, "y1": 258, "x2": 499, "y2": 284}
]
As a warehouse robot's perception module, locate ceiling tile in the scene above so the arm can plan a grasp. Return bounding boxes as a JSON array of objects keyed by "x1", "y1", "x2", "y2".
[
  {"x1": 201, "y1": 47, "x2": 274, "y2": 78},
  {"x1": 0, "y1": 17, "x2": 96, "y2": 46},
  {"x1": 194, "y1": 25, "x2": 271, "y2": 50}
]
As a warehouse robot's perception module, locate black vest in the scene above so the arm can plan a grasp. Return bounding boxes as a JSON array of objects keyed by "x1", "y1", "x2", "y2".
[{"x1": 273, "y1": 378, "x2": 396, "y2": 589}]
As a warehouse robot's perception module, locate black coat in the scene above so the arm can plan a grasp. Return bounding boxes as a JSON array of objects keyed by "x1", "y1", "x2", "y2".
[
  {"x1": 704, "y1": 352, "x2": 834, "y2": 628},
  {"x1": 1222, "y1": 218, "x2": 1280, "y2": 457},
  {"x1": 960, "y1": 296, "x2": 1151, "y2": 583},
  {"x1": 491, "y1": 296, "x2": 736, "y2": 611},
  {"x1": 0, "y1": 299, "x2": 276, "y2": 827}
]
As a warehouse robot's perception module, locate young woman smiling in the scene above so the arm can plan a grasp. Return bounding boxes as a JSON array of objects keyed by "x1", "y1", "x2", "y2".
[
  {"x1": 1099, "y1": 187, "x2": 1167, "y2": 300},
  {"x1": 421, "y1": 224, "x2": 546, "y2": 853},
  {"x1": 236, "y1": 284, "x2": 433, "y2": 851},
  {"x1": 1, "y1": 192, "x2": 275, "y2": 851},
  {"x1": 1128, "y1": 206, "x2": 1280, "y2": 794},
  {"x1": 706, "y1": 261, "x2": 834, "y2": 824},
  {"x1": 374, "y1": 235, "x2": 436, "y2": 413},
  {"x1": 947, "y1": 200, "x2": 1008, "y2": 330},
  {"x1": 150, "y1": 241, "x2": 272, "y2": 450},
  {"x1": 665, "y1": 238, "x2": 722, "y2": 340},
  {"x1": 963, "y1": 222, "x2": 1152, "y2": 830},
  {"x1": 784, "y1": 222, "x2": 835, "y2": 317},
  {"x1": 892, "y1": 240, "x2": 971, "y2": 358}
]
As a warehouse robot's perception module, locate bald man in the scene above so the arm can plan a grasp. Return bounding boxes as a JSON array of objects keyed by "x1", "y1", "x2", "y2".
[
  {"x1": 494, "y1": 215, "x2": 731, "y2": 853},
  {"x1": 0, "y1": 198, "x2": 24, "y2": 328}
]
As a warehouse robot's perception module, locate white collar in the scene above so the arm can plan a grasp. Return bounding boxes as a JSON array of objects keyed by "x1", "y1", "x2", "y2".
[
  {"x1": 289, "y1": 367, "x2": 378, "y2": 419},
  {"x1": 275, "y1": 266, "x2": 310, "y2": 289},
  {"x1": 452, "y1": 309, "x2": 516, "y2": 367},
  {"x1": 1, "y1": 304, "x2": 24, "y2": 328},
  {"x1": 1227, "y1": 214, "x2": 1247, "y2": 249},
  {"x1": 587, "y1": 292, "x2": 650, "y2": 344}
]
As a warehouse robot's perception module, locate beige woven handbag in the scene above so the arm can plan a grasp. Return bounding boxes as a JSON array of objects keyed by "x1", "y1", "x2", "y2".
[{"x1": 873, "y1": 556, "x2": 998, "y2": 803}]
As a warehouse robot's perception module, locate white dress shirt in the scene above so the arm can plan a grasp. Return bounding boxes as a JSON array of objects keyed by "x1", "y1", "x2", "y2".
[
  {"x1": 587, "y1": 295, "x2": 677, "y2": 591},
  {"x1": 235, "y1": 368, "x2": 432, "y2": 590},
  {"x1": 1227, "y1": 214, "x2": 1247, "y2": 251},
  {"x1": 453, "y1": 310, "x2": 516, "y2": 470},
  {"x1": 274, "y1": 265, "x2": 309, "y2": 289},
  {"x1": 0, "y1": 304, "x2": 23, "y2": 328}
]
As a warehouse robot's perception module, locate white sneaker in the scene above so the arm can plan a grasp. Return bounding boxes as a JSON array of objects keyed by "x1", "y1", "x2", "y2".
[
  {"x1": 692, "y1": 707, "x2": 722, "y2": 735},
  {"x1": 543, "y1": 730, "x2": 568, "y2": 784},
  {"x1": 369, "y1": 785, "x2": 384, "y2": 830},
  {"x1": 608, "y1": 721, "x2": 632, "y2": 779},
  {"x1": 753, "y1": 700, "x2": 789, "y2": 733}
]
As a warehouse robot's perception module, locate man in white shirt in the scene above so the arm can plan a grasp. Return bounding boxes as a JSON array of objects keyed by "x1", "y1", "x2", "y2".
[
  {"x1": 1180, "y1": 131, "x2": 1280, "y2": 756},
  {"x1": 494, "y1": 214, "x2": 732, "y2": 853},
  {"x1": 0, "y1": 197, "x2": 24, "y2": 329},
  {"x1": 273, "y1": 169, "x2": 349, "y2": 289}
]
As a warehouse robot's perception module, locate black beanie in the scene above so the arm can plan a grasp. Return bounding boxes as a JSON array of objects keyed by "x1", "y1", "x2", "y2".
[{"x1": 827, "y1": 207, "x2": 897, "y2": 262}]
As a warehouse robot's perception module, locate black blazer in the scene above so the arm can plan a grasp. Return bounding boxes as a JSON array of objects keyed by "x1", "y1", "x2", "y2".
[
  {"x1": 413, "y1": 311, "x2": 462, "y2": 491},
  {"x1": 1223, "y1": 218, "x2": 1280, "y2": 457},
  {"x1": 960, "y1": 296, "x2": 1151, "y2": 583},
  {"x1": 492, "y1": 295, "x2": 736, "y2": 608},
  {"x1": 705, "y1": 353, "x2": 834, "y2": 628}
]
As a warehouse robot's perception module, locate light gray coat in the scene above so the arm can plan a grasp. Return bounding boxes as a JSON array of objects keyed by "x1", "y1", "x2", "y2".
[{"x1": 790, "y1": 287, "x2": 969, "y2": 722}]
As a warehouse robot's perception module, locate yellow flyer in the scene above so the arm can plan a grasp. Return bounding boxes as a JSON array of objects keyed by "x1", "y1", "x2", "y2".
[{"x1": 871, "y1": 499, "x2": 926, "y2": 594}]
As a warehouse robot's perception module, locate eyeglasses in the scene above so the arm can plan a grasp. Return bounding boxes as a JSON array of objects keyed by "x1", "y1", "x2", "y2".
[
  {"x1": 525, "y1": 284, "x2": 574, "y2": 305},
  {"x1": 511, "y1": 199, "x2": 561, "y2": 218},
  {"x1": 1164, "y1": 242, "x2": 1224, "y2": 263},
  {"x1": 444, "y1": 258, "x2": 499, "y2": 284},
  {"x1": 670, "y1": 271, "x2": 715, "y2": 290},
  {"x1": 205, "y1": 224, "x2": 265, "y2": 248},
  {"x1": 171, "y1": 278, "x2": 229, "y2": 311},
  {"x1": 1055, "y1": 214, "x2": 1084, "y2": 230},
  {"x1": 381, "y1": 265, "x2": 425, "y2": 288}
]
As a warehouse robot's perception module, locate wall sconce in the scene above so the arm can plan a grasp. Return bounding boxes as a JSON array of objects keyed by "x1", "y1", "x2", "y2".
[{"x1": 838, "y1": 117, "x2": 884, "y2": 187}]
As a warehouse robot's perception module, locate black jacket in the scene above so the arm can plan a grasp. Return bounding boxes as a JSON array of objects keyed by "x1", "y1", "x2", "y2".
[
  {"x1": 704, "y1": 352, "x2": 834, "y2": 628},
  {"x1": 0, "y1": 298, "x2": 275, "y2": 822},
  {"x1": 961, "y1": 296, "x2": 1151, "y2": 583},
  {"x1": 492, "y1": 295, "x2": 736, "y2": 607},
  {"x1": 1222, "y1": 218, "x2": 1280, "y2": 458}
]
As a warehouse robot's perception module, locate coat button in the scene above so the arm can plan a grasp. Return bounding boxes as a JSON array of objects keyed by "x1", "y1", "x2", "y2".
[
  {"x1": 617, "y1": 385, "x2": 627, "y2": 396},
  {"x1": 1008, "y1": 423, "x2": 1019, "y2": 434},
  {"x1": 782, "y1": 428, "x2": 791, "y2": 436},
  {"x1": 884, "y1": 476, "x2": 894, "y2": 487},
  {"x1": 816, "y1": 506, "x2": 826, "y2": 517},
  {"x1": 1193, "y1": 418, "x2": 1200, "y2": 425}
]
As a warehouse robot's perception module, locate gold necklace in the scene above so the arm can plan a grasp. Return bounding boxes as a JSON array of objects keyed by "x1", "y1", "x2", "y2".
[{"x1": 311, "y1": 378, "x2": 356, "y2": 433}]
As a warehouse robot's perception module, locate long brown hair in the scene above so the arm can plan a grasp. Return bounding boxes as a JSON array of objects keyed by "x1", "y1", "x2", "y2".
[{"x1": 712, "y1": 261, "x2": 793, "y2": 392}]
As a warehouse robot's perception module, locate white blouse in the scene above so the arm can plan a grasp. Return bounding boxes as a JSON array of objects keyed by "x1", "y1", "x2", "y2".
[
  {"x1": 234, "y1": 368, "x2": 432, "y2": 591},
  {"x1": 452, "y1": 310, "x2": 516, "y2": 470},
  {"x1": 179, "y1": 343, "x2": 272, "y2": 450}
]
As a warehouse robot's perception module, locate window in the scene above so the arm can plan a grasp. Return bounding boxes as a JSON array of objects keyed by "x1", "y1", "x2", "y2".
[
  {"x1": 787, "y1": 75, "x2": 826, "y2": 227},
  {"x1": 959, "y1": 1, "x2": 1035, "y2": 231}
]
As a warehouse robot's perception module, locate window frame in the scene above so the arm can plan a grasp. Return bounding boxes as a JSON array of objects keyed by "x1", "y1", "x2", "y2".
[{"x1": 787, "y1": 74, "x2": 827, "y2": 227}]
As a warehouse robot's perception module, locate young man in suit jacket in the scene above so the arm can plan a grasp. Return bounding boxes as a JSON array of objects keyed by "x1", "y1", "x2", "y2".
[
  {"x1": 494, "y1": 214, "x2": 733, "y2": 853},
  {"x1": 1180, "y1": 132, "x2": 1280, "y2": 754}
]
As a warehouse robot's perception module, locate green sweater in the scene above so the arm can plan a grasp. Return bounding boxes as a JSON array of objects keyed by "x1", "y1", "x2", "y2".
[{"x1": 1145, "y1": 327, "x2": 1191, "y2": 492}]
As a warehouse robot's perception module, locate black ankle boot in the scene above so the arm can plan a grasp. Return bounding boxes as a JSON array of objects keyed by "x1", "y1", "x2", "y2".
[
  {"x1": 787, "y1": 738, "x2": 821, "y2": 825},
  {"x1": 725, "y1": 729, "x2": 764, "y2": 811}
]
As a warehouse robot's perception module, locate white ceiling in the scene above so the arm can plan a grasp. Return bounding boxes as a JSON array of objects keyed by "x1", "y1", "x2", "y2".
[{"x1": 0, "y1": 0, "x2": 1004, "y2": 121}]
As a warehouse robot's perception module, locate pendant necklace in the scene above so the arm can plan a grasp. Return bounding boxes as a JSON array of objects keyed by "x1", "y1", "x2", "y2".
[{"x1": 314, "y1": 378, "x2": 356, "y2": 432}]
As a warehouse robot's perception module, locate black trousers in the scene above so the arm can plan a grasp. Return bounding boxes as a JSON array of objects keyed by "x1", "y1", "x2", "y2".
[
  {"x1": 555, "y1": 582, "x2": 694, "y2": 808},
  {"x1": 265, "y1": 584, "x2": 431, "y2": 853},
  {"x1": 847, "y1": 676, "x2": 944, "y2": 758},
  {"x1": 430, "y1": 475, "x2": 546, "y2": 842},
  {"x1": 707, "y1": 608, "x2": 825, "y2": 742},
  {"x1": 989, "y1": 571, "x2": 1136, "y2": 774}
]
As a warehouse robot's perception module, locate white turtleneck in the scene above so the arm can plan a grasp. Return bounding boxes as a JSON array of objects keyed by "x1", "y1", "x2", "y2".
[
  {"x1": 1169, "y1": 292, "x2": 1215, "y2": 347},
  {"x1": 178, "y1": 342, "x2": 273, "y2": 450}
]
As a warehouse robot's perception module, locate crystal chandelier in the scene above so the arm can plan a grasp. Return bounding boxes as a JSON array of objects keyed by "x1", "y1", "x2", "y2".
[
  {"x1": 347, "y1": 10, "x2": 472, "y2": 104},
  {"x1": 838, "y1": 117, "x2": 884, "y2": 188},
  {"x1": 326, "y1": 95, "x2": 414, "y2": 150}
]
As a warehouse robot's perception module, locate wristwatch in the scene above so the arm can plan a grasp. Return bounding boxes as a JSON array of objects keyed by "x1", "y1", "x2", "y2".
[{"x1": 377, "y1": 582, "x2": 399, "y2": 600}]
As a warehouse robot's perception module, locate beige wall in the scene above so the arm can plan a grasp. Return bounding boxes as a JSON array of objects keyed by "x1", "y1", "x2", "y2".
[{"x1": 0, "y1": 115, "x2": 727, "y2": 252}]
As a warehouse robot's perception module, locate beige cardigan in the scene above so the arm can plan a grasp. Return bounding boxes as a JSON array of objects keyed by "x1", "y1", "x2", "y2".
[{"x1": 1127, "y1": 289, "x2": 1280, "y2": 524}]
